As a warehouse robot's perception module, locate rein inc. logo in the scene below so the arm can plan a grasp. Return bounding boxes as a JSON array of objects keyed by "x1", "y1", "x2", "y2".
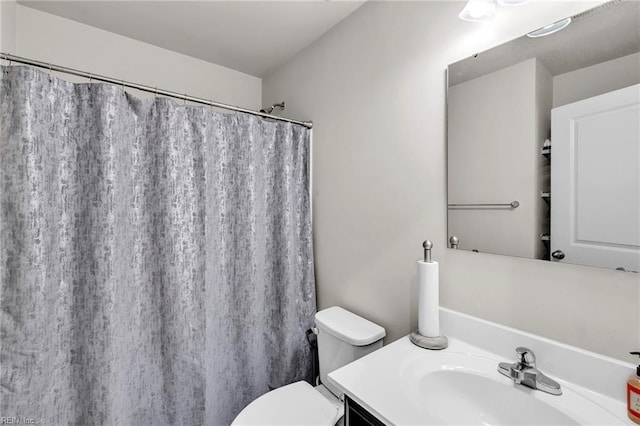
[{"x1": 1, "y1": 417, "x2": 37, "y2": 424}]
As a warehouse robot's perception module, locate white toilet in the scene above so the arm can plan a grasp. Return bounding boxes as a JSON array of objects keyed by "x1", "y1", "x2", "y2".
[{"x1": 232, "y1": 306, "x2": 386, "y2": 426}]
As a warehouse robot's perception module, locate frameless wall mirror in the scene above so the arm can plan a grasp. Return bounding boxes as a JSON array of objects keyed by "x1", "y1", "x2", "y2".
[{"x1": 446, "y1": 0, "x2": 640, "y2": 272}]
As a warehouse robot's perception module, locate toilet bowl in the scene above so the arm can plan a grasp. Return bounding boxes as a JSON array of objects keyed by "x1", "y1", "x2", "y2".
[
  {"x1": 231, "y1": 381, "x2": 342, "y2": 426},
  {"x1": 231, "y1": 306, "x2": 386, "y2": 426}
]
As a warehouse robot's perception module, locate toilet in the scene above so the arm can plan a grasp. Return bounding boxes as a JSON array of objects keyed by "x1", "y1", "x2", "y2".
[{"x1": 232, "y1": 306, "x2": 386, "y2": 426}]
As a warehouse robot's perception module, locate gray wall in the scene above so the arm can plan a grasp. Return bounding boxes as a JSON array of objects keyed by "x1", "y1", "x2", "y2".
[
  {"x1": 6, "y1": 5, "x2": 262, "y2": 110},
  {"x1": 263, "y1": 1, "x2": 640, "y2": 363},
  {"x1": 448, "y1": 58, "x2": 551, "y2": 259},
  {"x1": 0, "y1": 0, "x2": 17, "y2": 53},
  {"x1": 553, "y1": 52, "x2": 640, "y2": 107}
]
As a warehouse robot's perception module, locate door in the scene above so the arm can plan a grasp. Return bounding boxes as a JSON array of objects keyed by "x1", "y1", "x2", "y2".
[{"x1": 551, "y1": 84, "x2": 640, "y2": 271}]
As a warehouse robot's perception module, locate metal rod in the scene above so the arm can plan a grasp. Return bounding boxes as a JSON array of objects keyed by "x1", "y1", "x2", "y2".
[
  {"x1": 448, "y1": 200, "x2": 520, "y2": 208},
  {"x1": 309, "y1": 128, "x2": 314, "y2": 225},
  {"x1": 0, "y1": 52, "x2": 313, "y2": 129}
]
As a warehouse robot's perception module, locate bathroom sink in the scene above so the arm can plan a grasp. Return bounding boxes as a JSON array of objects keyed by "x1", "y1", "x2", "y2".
[
  {"x1": 398, "y1": 351, "x2": 622, "y2": 425},
  {"x1": 328, "y1": 311, "x2": 631, "y2": 426},
  {"x1": 405, "y1": 367, "x2": 576, "y2": 425}
]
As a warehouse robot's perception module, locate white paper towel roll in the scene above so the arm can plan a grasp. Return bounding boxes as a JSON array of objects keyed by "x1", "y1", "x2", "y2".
[{"x1": 418, "y1": 260, "x2": 439, "y2": 338}]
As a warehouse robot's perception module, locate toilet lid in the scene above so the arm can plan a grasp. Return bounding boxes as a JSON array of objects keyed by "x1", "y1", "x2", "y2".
[{"x1": 231, "y1": 381, "x2": 341, "y2": 426}]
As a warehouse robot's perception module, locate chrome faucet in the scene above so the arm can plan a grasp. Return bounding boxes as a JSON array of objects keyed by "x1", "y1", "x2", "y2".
[{"x1": 498, "y1": 347, "x2": 562, "y2": 395}]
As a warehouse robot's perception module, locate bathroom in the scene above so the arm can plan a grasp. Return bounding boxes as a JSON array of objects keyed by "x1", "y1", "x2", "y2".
[{"x1": 1, "y1": 0, "x2": 639, "y2": 425}]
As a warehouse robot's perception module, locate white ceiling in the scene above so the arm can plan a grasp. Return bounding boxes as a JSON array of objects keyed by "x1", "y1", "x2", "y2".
[{"x1": 17, "y1": 0, "x2": 366, "y2": 77}]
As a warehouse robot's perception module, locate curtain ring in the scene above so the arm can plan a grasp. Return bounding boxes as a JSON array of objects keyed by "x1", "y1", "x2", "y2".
[
  {"x1": 154, "y1": 87, "x2": 158, "y2": 99},
  {"x1": 88, "y1": 73, "x2": 93, "y2": 84},
  {"x1": 183, "y1": 94, "x2": 187, "y2": 105}
]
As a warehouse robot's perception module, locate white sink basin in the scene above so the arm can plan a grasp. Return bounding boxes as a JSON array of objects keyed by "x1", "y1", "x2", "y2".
[
  {"x1": 398, "y1": 351, "x2": 622, "y2": 425},
  {"x1": 416, "y1": 370, "x2": 577, "y2": 425}
]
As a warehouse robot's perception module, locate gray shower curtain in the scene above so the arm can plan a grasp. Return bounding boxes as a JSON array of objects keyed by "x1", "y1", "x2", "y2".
[{"x1": 0, "y1": 66, "x2": 316, "y2": 425}]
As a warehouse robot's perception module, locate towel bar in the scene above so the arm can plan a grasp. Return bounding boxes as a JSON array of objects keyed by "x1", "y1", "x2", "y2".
[{"x1": 447, "y1": 201, "x2": 519, "y2": 209}]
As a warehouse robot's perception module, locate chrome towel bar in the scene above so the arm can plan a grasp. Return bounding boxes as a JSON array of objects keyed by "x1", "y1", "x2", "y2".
[{"x1": 448, "y1": 201, "x2": 520, "y2": 209}]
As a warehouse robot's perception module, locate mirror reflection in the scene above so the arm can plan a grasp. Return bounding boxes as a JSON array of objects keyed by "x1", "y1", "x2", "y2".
[{"x1": 447, "y1": 0, "x2": 640, "y2": 271}]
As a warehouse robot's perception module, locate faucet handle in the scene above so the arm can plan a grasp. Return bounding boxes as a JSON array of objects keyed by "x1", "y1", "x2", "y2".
[{"x1": 515, "y1": 347, "x2": 536, "y2": 367}]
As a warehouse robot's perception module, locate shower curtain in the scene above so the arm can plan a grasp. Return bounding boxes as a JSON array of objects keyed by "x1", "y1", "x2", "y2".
[{"x1": 0, "y1": 66, "x2": 316, "y2": 425}]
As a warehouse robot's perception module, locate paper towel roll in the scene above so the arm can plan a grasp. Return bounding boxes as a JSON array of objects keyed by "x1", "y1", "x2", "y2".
[{"x1": 418, "y1": 260, "x2": 439, "y2": 338}]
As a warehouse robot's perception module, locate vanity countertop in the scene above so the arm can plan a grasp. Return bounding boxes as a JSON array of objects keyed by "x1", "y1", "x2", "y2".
[{"x1": 327, "y1": 309, "x2": 633, "y2": 426}]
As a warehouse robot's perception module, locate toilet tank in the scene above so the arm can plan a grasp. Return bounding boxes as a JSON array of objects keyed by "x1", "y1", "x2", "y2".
[{"x1": 314, "y1": 307, "x2": 386, "y2": 398}]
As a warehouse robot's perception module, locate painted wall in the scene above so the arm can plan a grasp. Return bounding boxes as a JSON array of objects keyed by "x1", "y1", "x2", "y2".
[
  {"x1": 0, "y1": 0, "x2": 17, "y2": 53},
  {"x1": 263, "y1": 1, "x2": 640, "y2": 363},
  {"x1": 553, "y1": 52, "x2": 640, "y2": 107},
  {"x1": 13, "y1": 5, "x2": 261, "y2": 110},
  {"x1": 448, "y1": 58, "x2": 551, "y2": 259}
]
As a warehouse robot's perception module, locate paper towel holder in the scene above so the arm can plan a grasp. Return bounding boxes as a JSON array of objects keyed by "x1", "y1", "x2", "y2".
[
  {"x1": 423, "y1": 240, "x2": 432, "y2": 262},
  {"x1": 411, "y1": 240, "x2": 449, "y2": 350},
  {"x1": 410, "y1": 332, "x2": 448, "y2": 350}
]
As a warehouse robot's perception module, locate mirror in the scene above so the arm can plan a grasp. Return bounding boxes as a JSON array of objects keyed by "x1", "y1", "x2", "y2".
[{"x1": 447, "y1": 0, "x2": 640, "y2": 272}]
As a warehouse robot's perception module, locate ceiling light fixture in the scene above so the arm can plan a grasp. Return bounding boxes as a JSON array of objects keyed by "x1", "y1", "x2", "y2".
[
  {"x1": 497, "y1": 0, "x2": 529, "y2": 6},
  {"x1": 526, "y1": 17, "x2": 572, "y2": 38},
  {"x1": 458, "y1": 0, "x2": 496, "y2": 22}
]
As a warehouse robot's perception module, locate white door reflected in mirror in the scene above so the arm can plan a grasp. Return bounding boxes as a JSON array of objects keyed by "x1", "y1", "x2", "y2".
[{"x1": 551, "y1": 84, "x2": 640, "y2": 272}]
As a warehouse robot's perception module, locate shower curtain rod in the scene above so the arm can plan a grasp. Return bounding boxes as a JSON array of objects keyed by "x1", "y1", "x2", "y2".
[{"x1": 0, "y1": 52, "x2": 313, "y2": 129}]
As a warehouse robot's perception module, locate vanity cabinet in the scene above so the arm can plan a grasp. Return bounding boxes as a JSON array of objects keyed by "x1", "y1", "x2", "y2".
[{"x1": 344, "y1": 396, "x2": 386, "y2": 426}]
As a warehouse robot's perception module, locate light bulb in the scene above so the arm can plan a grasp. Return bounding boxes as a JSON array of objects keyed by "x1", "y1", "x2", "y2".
[{"x1": 459, "y1": 0, "x2": 496, "y2": 22}]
